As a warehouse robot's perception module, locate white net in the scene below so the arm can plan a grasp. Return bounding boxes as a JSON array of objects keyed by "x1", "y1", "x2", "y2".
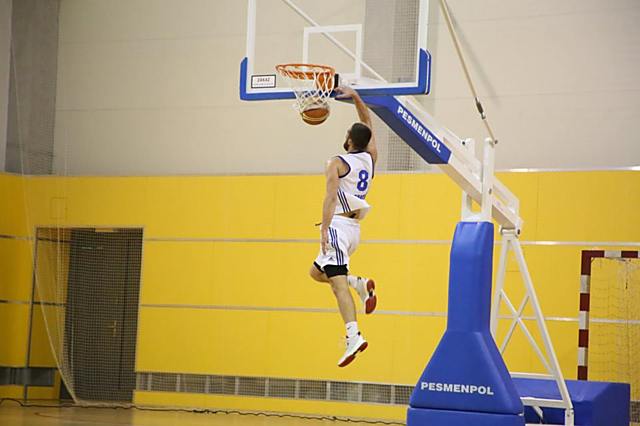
[
  {"x1": 588, "y1": 257, "x2": 640, "y2": 423},
  {"x1": 10, "y1": 2, "x2": 143, "y2": 404},
  {"x1": 276, "y1": 63, "x2": 335, "y2": 120}
]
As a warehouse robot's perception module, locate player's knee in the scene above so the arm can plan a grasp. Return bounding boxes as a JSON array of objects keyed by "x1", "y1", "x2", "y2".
[{"x1": 324, "y1": 264, "x2": 348, "y2": 292}]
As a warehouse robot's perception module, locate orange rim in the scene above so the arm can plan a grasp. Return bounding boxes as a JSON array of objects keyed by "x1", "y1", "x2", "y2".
[{"x1": 275, "y1": 63, "x2": 335, "y2": 81}]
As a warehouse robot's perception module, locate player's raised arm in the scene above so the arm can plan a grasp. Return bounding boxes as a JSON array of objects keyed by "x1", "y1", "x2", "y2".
[{"x1": 335, "y1": 86, "x2": 378, "y2": 165}]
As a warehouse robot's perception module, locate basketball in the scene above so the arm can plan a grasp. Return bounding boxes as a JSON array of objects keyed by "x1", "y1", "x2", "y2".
[
  {"x1": 301, "y1": 106, "x2": 330, "y2": 125},
  {"x1": 300, "y1": 96, "x2": 330, "y2": 125}
]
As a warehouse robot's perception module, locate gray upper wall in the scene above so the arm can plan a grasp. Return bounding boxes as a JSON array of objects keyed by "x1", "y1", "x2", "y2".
[
  {"x1": 5, "y1": 0, "x2": 59, "y2": 175},
  {"x1": 0, "y1": 0, "x2": 10, "y2": 172},
  {"x1": 51, "y1": 0, "x2": 640, "y2": 175}
]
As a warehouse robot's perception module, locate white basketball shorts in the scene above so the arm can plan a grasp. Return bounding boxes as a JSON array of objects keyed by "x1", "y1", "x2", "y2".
[{"x1": 314, "y1": 215, "x2": 361, "y2": 270}]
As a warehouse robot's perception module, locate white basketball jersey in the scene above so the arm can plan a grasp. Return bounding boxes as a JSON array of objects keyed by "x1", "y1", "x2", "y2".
[{"x1": 334, "y1": 151, "x2": 374, "y2": 219}]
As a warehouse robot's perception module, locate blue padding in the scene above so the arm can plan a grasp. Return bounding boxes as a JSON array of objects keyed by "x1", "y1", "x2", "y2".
[
  {"x1": 360, "y1": 95, "x2": 451, "y2": 164},
  {"x1": 407, "y1": 407, "x2": 525, "y2": 426},
  {"x1": 514, "y1": 378, "x2": 630, "y2": 426},
  {"x1": 409, "y1": 222, "x2": 523, "y2": 415},
  {"x1": 239, "y1": 49, "x2": 431, "y2": 101}
]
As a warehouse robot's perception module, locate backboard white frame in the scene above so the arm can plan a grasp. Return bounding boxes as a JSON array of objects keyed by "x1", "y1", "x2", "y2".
[
  {"x1": 303, "y1": 24, "x2": 363, "y2": 82},
  {"x1": 240, "y1": 0, "x2": 431, "y2": 101}
]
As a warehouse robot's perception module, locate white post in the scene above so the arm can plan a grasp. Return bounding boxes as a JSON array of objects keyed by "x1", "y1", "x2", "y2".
[
  {"x1": 460, "y1": 138, "x2": 476, "y2": 221},
  {"x1": 480, "y1": 138, "x2": 495, "y2": 222}
]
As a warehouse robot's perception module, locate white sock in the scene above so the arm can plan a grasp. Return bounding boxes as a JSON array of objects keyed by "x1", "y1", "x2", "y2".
[
  {"x1": 345, "y1": 321, "x2": 359, "y2": 339},
  {"x1": 347, "y1": 275, "x2": 359, "y2": 289}
]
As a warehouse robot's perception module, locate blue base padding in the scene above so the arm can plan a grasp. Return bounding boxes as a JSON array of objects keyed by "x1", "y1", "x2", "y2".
[
  {"x1": 407, "y1": 407, "x2": 525, "y2": 426},
  {"x1": 409, "y1": 222, "x2": 523, "y2": 415},
  {"x1": 514, "y1": 378, "x2": 630, "y2": 426}
]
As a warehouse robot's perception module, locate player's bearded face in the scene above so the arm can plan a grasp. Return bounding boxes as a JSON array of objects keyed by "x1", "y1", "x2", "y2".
[{"x1": 343, "y1": 132, "x2": 350, "y2": 151}]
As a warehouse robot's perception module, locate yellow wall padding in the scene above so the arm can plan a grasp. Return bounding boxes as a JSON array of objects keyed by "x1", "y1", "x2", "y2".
[
  {"x1": 0, "y1": 304, "x2": 29, "y2": 366},
  {"x1": 0, "y1": 170, "x2": 638, "y2": 413}
]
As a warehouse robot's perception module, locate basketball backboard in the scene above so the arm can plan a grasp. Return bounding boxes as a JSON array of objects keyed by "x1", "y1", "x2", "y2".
[{"x1": 240, "y1": 0, "x2": 431, "y2": 100}]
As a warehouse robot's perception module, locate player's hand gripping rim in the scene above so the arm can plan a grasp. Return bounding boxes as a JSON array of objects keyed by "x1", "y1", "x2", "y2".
[{"x1": 334, "y1": 85, "x2": 358, "y2": 100}]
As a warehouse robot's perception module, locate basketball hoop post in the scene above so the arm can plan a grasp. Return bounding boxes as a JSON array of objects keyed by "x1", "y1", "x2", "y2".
[{"x1": 353, "y1": 94, "x2": 582, "y2": 425}]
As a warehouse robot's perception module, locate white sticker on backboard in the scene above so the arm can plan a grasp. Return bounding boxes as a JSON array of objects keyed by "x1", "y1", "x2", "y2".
[{"x1": 251, "y1": 75, "x2": 276, "y2": 89}]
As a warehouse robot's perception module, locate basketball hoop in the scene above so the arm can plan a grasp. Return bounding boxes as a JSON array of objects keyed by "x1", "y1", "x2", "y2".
[{"x1": 276, "y1": 63, "x2": 335, "y2": 125}]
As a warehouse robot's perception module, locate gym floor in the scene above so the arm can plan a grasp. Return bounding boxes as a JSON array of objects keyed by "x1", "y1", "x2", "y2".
[
  {"x1": 0, "y1": 404, "x2": 577, "y2": 426},
  {"x1": 0, "y1": 404, "x2": 385, "y2": 426}
]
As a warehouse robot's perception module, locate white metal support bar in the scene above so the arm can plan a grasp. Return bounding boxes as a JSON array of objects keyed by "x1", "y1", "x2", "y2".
[
  {"x1": 480, "y1": 138, "x2": 495, "y2": 221},
  {"x1": 460, "y1": 139, "x2": 476, "y2": 221},
  {"x1": 490, "y1": 235, "x2": 509, "y2": 335},
  {"x1": 404, "y1": 97, "x2": 481, "y2": 175},
  {"x1": 498, "y1": 292, "x2": 530, "y2": 353},
  {"x1": 489, "y1": 229, "x2": 575, "y2": 425},
  {"x1": 531, "y1": 405, "x2": 544, "y2": 421},
  {"x1": 494, "y1": 180, "x2": 519, "y2": 217},
  {"x1": 400, "y1": 97, "x2": 521, "y2": 230},
  {"x1": 510, "y1": 372, "x2": 555, "y2": 380},
  {"x1": 511, "y1": 234, "x2": 574, "y2": 425},
  {"x1": 499, "y1": 291, "x2": 552, "y2": 374},
  {"x1": 521, "y1": 397, "x2": 569, "y2": 409},
  {"x1": 453, "y1": 108, "x2": 576, "y2": 423}
]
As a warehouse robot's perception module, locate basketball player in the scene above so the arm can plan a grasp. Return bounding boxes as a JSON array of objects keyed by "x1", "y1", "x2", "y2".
[{"x1": 308, "y1": 85, "x2": 377, "y2": 367}]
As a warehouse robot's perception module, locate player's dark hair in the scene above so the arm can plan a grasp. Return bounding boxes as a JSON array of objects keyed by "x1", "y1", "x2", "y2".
[{"x1": 349, "y1": 123, "x2": 372, "y2": 150}]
